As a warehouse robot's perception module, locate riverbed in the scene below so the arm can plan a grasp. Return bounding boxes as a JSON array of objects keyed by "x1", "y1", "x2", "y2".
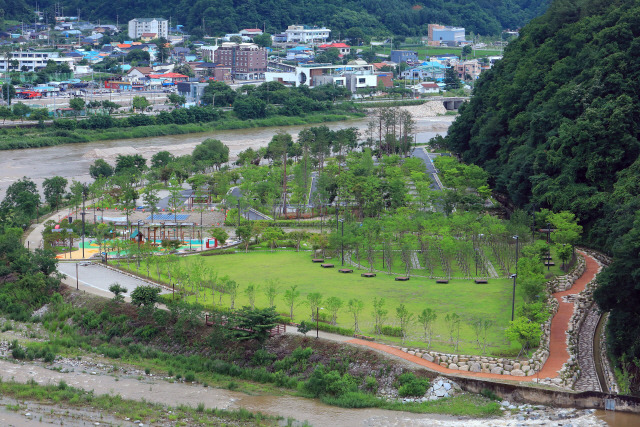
[{"x1": 0, "y1": 113, "x2": 455, "y2": 198}]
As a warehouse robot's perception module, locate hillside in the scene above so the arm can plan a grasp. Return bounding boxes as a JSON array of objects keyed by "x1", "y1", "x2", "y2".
[
  {"x1": 31, "y1": 0, "x2": 549, "y2": 36},
  {"x1": 443, "y1": 0, "x2": 640, "y2": 383}
]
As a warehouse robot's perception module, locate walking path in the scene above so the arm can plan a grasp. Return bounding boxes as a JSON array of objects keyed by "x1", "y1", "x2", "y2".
[{"x1": 345, "y1": 251, "x2": 599, "y2": 383}]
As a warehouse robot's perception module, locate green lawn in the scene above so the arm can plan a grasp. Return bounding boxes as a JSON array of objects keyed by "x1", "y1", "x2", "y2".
[{"x1": 169, "y1": 251, "x2": 523, "y2": 356}]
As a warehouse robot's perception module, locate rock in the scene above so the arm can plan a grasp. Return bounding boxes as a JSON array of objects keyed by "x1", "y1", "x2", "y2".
[
  {"x1": 443, "y1": 382, "x2": 451, "y2": 391},
  {"x1": 423, "y1": 353, "x2": 434, "y2": 362},
  {"x1": 503, "y1": 364, "x2": 513, "y2": 371},
  {"x1": 491, "y1": 367, "x2": 502, "y2": 374},
  {"x1": 408, "y1": 351, "x2": 415, "y2": 356},
  {"x1": 458, "y1": 365, "x2": 469, "y2": 371},
  {"x1": 469, "y1": 363, "x2": 482, "y2": 373},
  {"x1": 511, "y1": 369, "x2": 525, "y2": 376},
  {"x1": 448, "y1": 363, "x2": 459, "y2": 370},
  {"x1": 401, "y1": 348, "x2": 408, "y2": 353},
  {"x1": 522, "y1": 365, "x2": 530, "y2": 372},
  {"x1": 415, "y1": 352, "x2": 422, "y2": 358},
  {"x1": 500, "y1": 400, "x2": 510, "y2": 407},
  {"x1": 439, "y1": 362, "x2": 448, "y2": 367},
  {"x1": 435, "y1": 388, "x2": 446, "y2": 397},
  {"x1": 452, "y1": 356, "x2": 458, "y2": 363},
  {"x1": 513, "y1": 362, "x2": 521, "y2": 370}
]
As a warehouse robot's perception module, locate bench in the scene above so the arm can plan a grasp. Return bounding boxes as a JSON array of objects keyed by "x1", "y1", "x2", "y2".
[
  {"x1": 395, "y1": 276, "x2": 410, "y2": 281},
  {"x1": 338, "y1": 269, "x2": 353, "y2": 273},
  {"x1": 474, "y1": 279, "x2": 488, "y2": 284},
  {"x1": 544, "y1": 261, "x2": 555, "y2": 266},
  {"x1": 353, "y1": 334, "x2": 375, "y2": 341},
  {"x1": 321, "y1": 263, "x2": 334, "y2": 268},
  {"x1": 312, "y1": 259, "x2": 324, "y2": 263},
  {"x1": 543, "y1": 256, "x2": 553, "y2": 261},
  {"x1": 361, "y1": 273, "x2": 376, "y2": 278},
  {"x1": 436, "y1": 279, "x2": 449, "y2": 284}
]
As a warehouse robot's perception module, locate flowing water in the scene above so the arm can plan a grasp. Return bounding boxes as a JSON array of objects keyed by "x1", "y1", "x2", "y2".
[{"x1": 0, "y1": 115, "x2": 455, "y2": 198}]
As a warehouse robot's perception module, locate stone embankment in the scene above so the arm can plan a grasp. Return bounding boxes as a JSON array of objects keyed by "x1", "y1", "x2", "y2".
[{"x1": 399, "y1": 102, "x2": 447, "y2": 117}]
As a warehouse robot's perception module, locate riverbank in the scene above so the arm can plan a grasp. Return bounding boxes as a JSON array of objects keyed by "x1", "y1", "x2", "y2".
[{"x1": 0, "y1": 112, "x2": 364, "y2": 150}]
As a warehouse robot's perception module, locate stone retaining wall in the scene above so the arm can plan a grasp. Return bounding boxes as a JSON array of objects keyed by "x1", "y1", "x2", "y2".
[{"x1": 393, "y1": 254, "x2": 587, "y2": 377}]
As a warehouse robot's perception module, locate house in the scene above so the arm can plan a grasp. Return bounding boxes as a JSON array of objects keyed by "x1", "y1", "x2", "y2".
[
  {"x1": 127, "y1": 66, "x2": 154, "y2": 81},
  {"x1": 285, "y1": 25, "x2": 330, "y2": 44},
  {"x1": 400, "y1": 62, "x2": 447, "y2": 81},
  {"x1": 415, "y1": 82, "x2": 440, "y2": 94},
  {"x1": 455, "y1": 59, "x2": 482, "y2": 80},
  {"x1": 286, "y1": 45, "x2": 313, "y2": 60},
  {"x1": 147, "y1": 72, "x2": 189, "y2": 84},
  {"x1": 140, "y1": 33, "x2": 157, "y2": 42},
  {"x1": 266, "y1": 61, "x2": 376, "y2": 92},
  {"x1": 428, "y1": 24, "x2": 466, "y2": 47},
  {"x1": 318, "y1": 42, "x2": 351, "y2": 55},
  {"x1": 214, "y1": 43, "x2": 268, "y2": 80},
  {"x1": 376, "y1": 72, "x2": 393, "y2": 88},
  {"x1": 239, "y1": 28, "x2": 263, "y2": 39},
  {"x1": 390, "y1": 50, "x2": 418, "y2": 64}
]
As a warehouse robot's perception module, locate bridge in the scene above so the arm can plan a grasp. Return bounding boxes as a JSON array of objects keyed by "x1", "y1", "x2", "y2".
[{"x1": 440, "y1": 97, "x2": 470, "y2": 110}]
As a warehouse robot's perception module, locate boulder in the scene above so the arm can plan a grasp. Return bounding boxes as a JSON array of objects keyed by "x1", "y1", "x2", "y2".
[
  {"x1": 458, "y1": 365, "x2": 469, "y2": 371},
  {"x1": 448, "y1": 363, "x2": 459, "y2": 370},
  {"x1": 469, "y1": 363, "x2": 482, "y2": 373},
  {"x1": 511, "y1": 369, "x2": 525, "y2": 377},
  {"x1": 490, "y1": 367, "x2": 503, "y2": 375},
  {"x1": 513, "y1": 362, "x2": 521, "y2": 370},
  {"x1": 423, "y1": 353, "x2": 434, "y2": 362}
]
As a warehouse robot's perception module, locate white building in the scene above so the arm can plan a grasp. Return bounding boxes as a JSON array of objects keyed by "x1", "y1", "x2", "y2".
[
  {"x1": 285, "y1": 25, "x2": 330, "y2": 44},
  {"x1": 266, "y1": 61, "x2": 376, "y2": 93},
  {"x1": 0, "y1": 51, "x2": 75, "y2": 72},
  {"x1": 128, "y1": 18, "x2": 168, "y2": 40}
]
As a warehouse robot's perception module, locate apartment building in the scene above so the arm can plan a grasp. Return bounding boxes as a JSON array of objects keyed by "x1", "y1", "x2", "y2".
[
  {"x1": 213, "y1": 43, "x2": 267, "y2": 80},
  {"x1": 285, "y1": 25, "x2": 330, "y2": 44},
  {"x1": 0, "y1": 51, "x2": 75, "y2": 72},
  {"x1": 128, "y1": 18, "x2": 168, "y2": 40}
]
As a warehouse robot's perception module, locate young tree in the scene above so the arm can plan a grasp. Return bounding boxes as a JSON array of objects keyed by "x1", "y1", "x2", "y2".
[
  {"x1": 444, "y1": 313, "x2": 461, "y2": 350},
  {"x1": 417, "y1": 308, "x2": 437, "y2": 349},
  {"x1": 231, "y1": 306, "x2": 278, "y2": 344},
  {"x1": 244, "y1": 283, "x2": 258, "y2": 309},
  {"x1": 263, "y1": 279, "x2": 280, "y2": 307},
  {"x1": 395, "y1": 304, "x2": 414, "y2": 344},
  {"x1": 130, "y1": 285, "x2": 161, "y2": 313},
  {"x1": 372, "y1": 297, "x2": 388, "y2": 335},
  {"x1": 347, "y1": 298, "x2": 364, "y2": 333},
  {"x1": 324, "y1": 296, "x2": 343, "y2": 325},
  {"x1": 109, "y1": 283, "x2": 128, "y2": 302},
  {"x1": 142, "y1": 185, "x2": 160, "y2": 222},
  {"x1": 43, "y1": 176, "x2": 68, "y2": 210},
  {"x1": 306, "y1": 292, "x2": 323, "y2": 321},
  {"x1": 132, "y1": 96, "x2": 150, "y2": 112},
  {"x1": 69, "y1": 97, "x2": 85, "y2": 117},
  {"x1": 235, "y1": 225, "x2": 253, "y2": 252},
  {"x1": 506, "y1": 316, "x2": 542, "y2": 357},
  {"x1": 226, "y1": 278, "x2": 239, "y2": 309},
  {"x1": 89, "y1": 159, "x2": 114, "y2": 179},
  {"x1": 283, "y1": 284, "x2": 300, "y2": 321},
  {"x1": 210, "y1": 227, "x2": 229, "y2": 247},
  {"x1": 556, "y1": 243, "x2": 573, "y2": 270}
]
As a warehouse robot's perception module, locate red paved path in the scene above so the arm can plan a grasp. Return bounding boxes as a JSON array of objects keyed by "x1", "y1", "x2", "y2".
[{"x1": 347, "y1": 251, "x2": 600, "y2": 382}]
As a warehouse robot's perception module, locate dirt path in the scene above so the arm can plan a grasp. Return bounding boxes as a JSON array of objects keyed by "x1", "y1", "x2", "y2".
[{"x1": 344, "y1": 251, "x2": 600, "y2": 383}]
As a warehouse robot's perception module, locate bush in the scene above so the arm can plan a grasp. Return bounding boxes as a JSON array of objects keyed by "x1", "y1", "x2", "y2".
[
  {"x1": 380, "y1": 325, "x2": 403, "y2": 337},
  {"x1": 395, "y1": 372, "x2": 430, "y2": 397},
  {"x1": 251, "y1": 349, "x2": 276, "y2": 366},
  {"x1": 184, "y1": 371, "x2": 195, "y2": 382}
]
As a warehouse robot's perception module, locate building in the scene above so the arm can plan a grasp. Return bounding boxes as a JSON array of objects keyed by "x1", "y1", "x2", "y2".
[
  {"x1": 265, "y1": 61, "x2": 377, "y2": 93},
  {"x1": 400, "y1": 62, "x2": 447, "y2": 81},
  {"x1": 239, "y1": 28, "x2": 263, "y2": 39},
  {"x1": 318, "y1": 42, "x2": 351, "y2": 55},
  {"x1": 128, "y1": 18, "x2": 168, "y2": 40},
  {"x1": 0, "y1": 51, "x2": 75, "y2": 72},
  {"x1": 285, "y1": 25, "x2": 330, "y2": 44},
  {"x1": 428, "y1": 24, "x2": 465, "y2": 46},
  {"x1": 390, "y1": 50, "x2": 418, "y2": 64},
  {"x1": 455, "y1": 59, "x2": 482, "y2": 80},
  {"x1": 413, "y1": 82, "x2": 440, "y2": 94},
  {"x1": 177, "y1": 81, "x2": 209, "y2": 105},
  {"x1": 127, "y1": 66, "x2": 154, "y2": 81},
  {"x1": 213, "y1": 42, "x2": 267, "y2": 80}
]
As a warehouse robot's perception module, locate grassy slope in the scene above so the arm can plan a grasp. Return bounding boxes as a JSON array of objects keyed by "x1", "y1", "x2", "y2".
[{"x1": 170, "y1": 251, "x2": 522, "y2": 355}]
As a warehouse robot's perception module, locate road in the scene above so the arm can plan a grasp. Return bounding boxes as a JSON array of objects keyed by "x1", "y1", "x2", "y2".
[
  {"x1": 411, "y1": 146, "x2": 443, "y2": 191},
  {"x1": 57, "y1": 261, "x2": 167, "y2": 299}
]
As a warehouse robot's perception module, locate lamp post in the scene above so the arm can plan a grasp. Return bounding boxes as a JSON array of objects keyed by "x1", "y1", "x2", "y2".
[
  {"x1": 510, "y1": 273, "x2": 517, "y2": 321},
  {"x1": 547, "y1": 222, "x2": 551, "y2": 271},
  {"x1": 339, "y1": 219, "x2": 345, "y2": 266},
  {"x1": 81, "y1": 185, "x2": 87, "y2": 259},
  {"x1": 137, "y1": 220, "x2": 143, "y2": 247},
  {"x1": 316, "y1": 306, "x2": 324, "y2": 339},
  {"x1": 513, "y1": 235, "x2": 519, "y2": 277}
]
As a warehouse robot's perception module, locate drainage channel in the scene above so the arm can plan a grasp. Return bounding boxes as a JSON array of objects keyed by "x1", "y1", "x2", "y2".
[{"x1": 593, "y1": 312, "x2": 609, "y2": 393}]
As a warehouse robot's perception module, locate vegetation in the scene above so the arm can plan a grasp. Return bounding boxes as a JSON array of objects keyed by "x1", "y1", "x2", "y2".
[{"x1": 442, "y1": 0, "x2": 640, "y2": 390}]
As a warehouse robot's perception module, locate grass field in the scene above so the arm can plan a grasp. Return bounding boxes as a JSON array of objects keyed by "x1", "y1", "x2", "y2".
[
  {"x1": 372, "y1": 45, "x2": 503, "y2": 59},
  {"x1": 164, "y1": 251, "x2": 523, "y2": 356}
]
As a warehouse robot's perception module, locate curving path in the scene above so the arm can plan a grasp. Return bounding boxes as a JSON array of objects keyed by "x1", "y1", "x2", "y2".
[{"x1": 346, "y1": 251, "x2": 600, "y2": 383}]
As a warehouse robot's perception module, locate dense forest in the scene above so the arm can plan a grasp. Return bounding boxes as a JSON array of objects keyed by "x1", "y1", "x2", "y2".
[
  {"x1": 28, "y1": 0, "x2": 549, "y2": 36},
  {"x1": 443, "y1": 0, "x2": 640, "y2": 388}
]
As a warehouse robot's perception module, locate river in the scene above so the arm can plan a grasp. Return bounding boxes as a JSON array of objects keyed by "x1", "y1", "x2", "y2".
[{"x1": 0, "y1": 114, "x2": 455, "y2": 198}]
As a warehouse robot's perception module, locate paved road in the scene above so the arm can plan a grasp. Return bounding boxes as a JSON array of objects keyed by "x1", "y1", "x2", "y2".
[
  {"x1": 57, "y1": 261, "x2": 167, "y2": 299},
  {"x1": 411, "y1": 147, "x2": 442, "y2": 191}
]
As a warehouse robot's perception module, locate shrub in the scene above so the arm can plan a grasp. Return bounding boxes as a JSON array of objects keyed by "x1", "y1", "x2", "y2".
[
  {"x1": 251, "y1": 349, "x2": 276, "y2": 366},
  {"x1": 395, "y1": 372, "x2": 430, "y2": 397},
  {"x1": 380, "y1": 325, "x2": 403, "y2": 337},
  {"x1": 184, "y1": 371, "x2": 195, "y2": 382}
]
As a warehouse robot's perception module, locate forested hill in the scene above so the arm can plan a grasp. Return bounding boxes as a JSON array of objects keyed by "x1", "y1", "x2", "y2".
[
  {"x1": 30, "y1": 0, "x2": 549, "y2": 36},
  {"x1": 444, "y1": 0, "x2": 640, "y2": 377}
]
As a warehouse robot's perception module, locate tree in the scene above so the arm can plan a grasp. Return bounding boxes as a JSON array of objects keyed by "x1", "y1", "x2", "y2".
[
  {"x1": 109, "y1": 283, "x2": 128, "y2": 302},
  {"x1": 306, "y1": 292, "x2": 323, "y2": 321},
  {"x1": 549, "y1": 211, "x2": 582, "y2": 245},
  {"x1": 236, "y1": 225, "x2": 253, "y2": 252},
  {"x1": 167, "y1": 93, "x2": 186, "y2": 107},
  {"x1": 132, "y1": 96, "x2": 150, "y2": 112},
  {"x1": 244, "y1": 284, "x2": 258, "y2": 309},
  {"x1": 324, "y1": 296, "x2": 343, "y2": 325},
  {"x1": 69, "y1": 97, "x2": 85, "y2": 117},
  {"x1": 43, "y1": 176, "x2": 68, "y2": 210},
  {"x1": 1, "y1": 83, "x2": 16, "y2": 105},
  {"x1": 372, "y1": 297, "x2": 387, "y2": 335},
  {"x1": 130, "y1": 285, "x2": 161, "y2": 312},
  {"x1": 210, "y1": 227, "x2": 229, "y2": 246},
  {"x1": 395, "y1": 304, "x2": 414, "y2": 344},
  {"x1": 297, "y1": 320, "x2": 311, "y2": 336},
  {"x1": 101, "y1": 100, "x2": 121, "y2": 115},
  {"x1": 444, "y1": 67, "x2": 461, "y2": 90},
  {"x1": 203, "y1": 81, "x2": 236, "y2": 107},
  {"x1": 89, "y1": 159, "x2": 113, "y2": 179},
  {"x1": 253, "y1": 33, "x2": 272, "y2": 48},
  {"x1": 142, "y1": 185, "x2": 160, "y2": 222},
  {"x1": 556, "y1": 244, "x2": 573, "y2": 270},
  {"x1": 444, "y1": 313, "x2": 461, "y2": 351},
  {"x1": 461, "y1": 45, "x2": 472, "y2": 58},
  {"x1": 417, "y1": 308, "x2": 437, "y2": 349},
  {"x1": 231, "y1": 306, "x2": 278, "y2": 344},
  {"x1": 506, "y1": 316, "x2": 542, "y2": 356},
  {"x1": 283, "y1": 284, "x2": 300, "y2": 322},
  {"x1": 115, "y1": 154, "x2": 147, "y2": 175},
  {"x1": 347, "y1": 298, "x2": 364, "y2": 333},
  {"x1": 192, "y1": 139, "x2": 229, "y2": 171},
  {"x1": 1, "y1": 177, "x2": 40, "y2": 219},
  {"x1": 263, "y1": 279, "x2": 279, "y2": 308},
  {"x1": 233, "y1": 96, "x2": 266, "y2": 120},
  {"x1": 125, "y1": 49, "x2": 150, "y2": 62}
]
